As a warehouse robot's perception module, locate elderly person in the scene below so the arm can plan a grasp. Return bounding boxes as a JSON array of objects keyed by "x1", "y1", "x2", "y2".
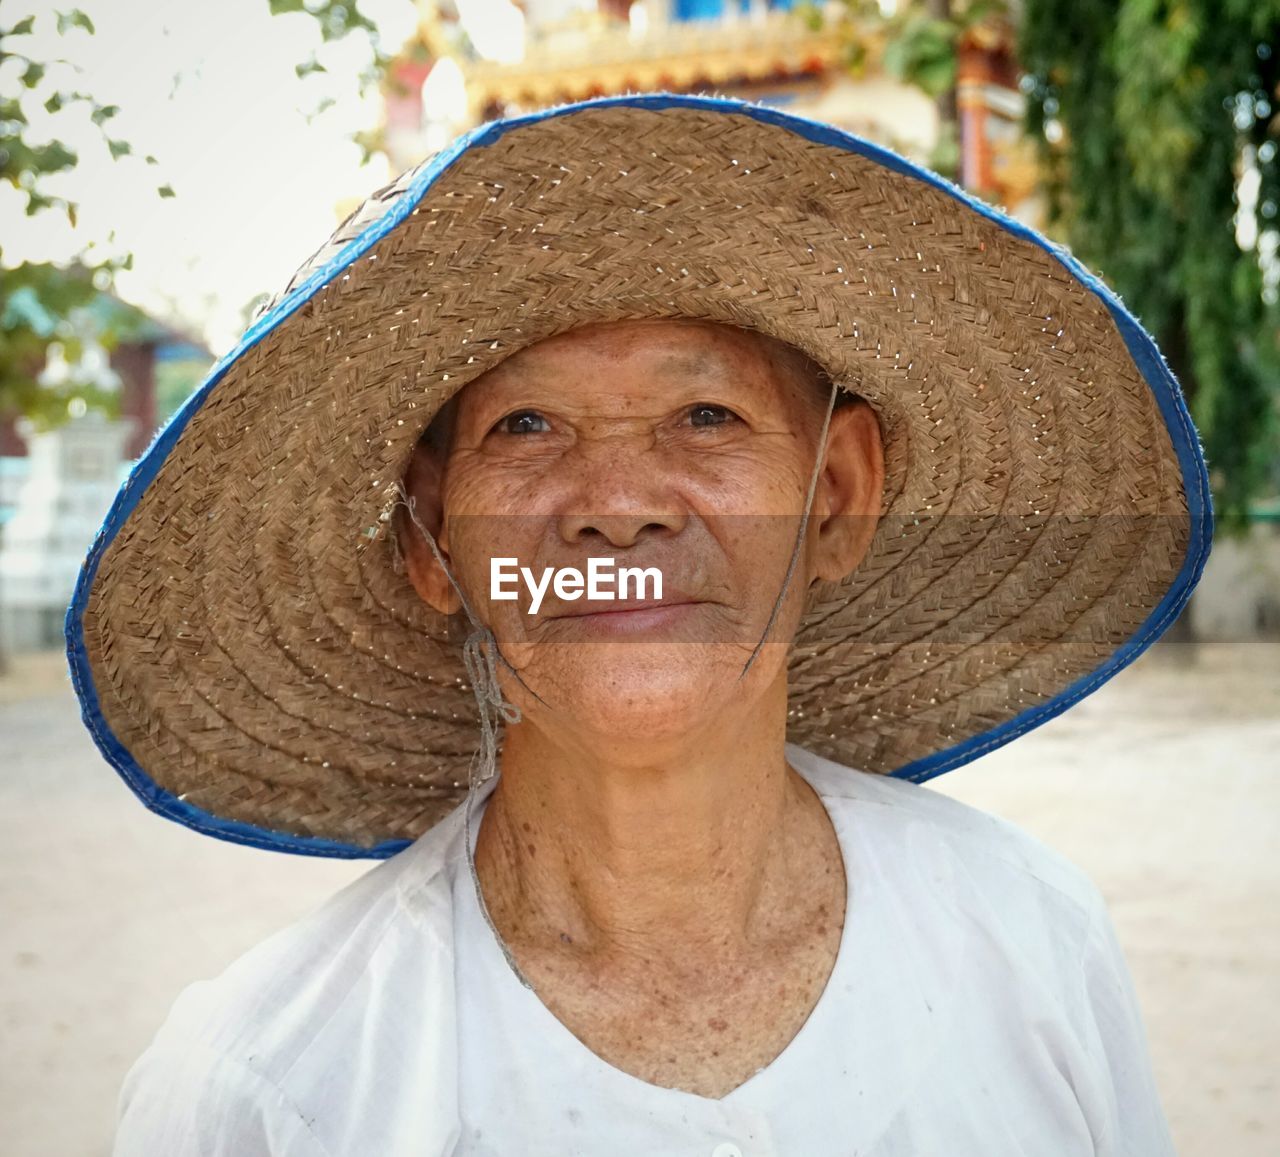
[{"x1": 70, "y1": 94, "x2": 1208, "y2": 1156}]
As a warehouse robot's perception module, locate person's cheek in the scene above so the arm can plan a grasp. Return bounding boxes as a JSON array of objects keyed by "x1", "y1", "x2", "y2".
[
  {"x1": 444, "y1": 495, "x2": 551, "y2": 647},
  {"x1": 677, "y1": 445, "x2": 811, "y2": 624}
]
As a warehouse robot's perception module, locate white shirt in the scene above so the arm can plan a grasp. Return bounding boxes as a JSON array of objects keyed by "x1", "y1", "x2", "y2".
[{"x1": 113, "y1": 744, "x2": 1176, "y2": 1156}]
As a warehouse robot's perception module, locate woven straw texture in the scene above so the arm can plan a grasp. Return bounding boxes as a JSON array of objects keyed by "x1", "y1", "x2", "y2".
[{"x1": 77, "y1": 98, "x2": 1198, "y2": 854}]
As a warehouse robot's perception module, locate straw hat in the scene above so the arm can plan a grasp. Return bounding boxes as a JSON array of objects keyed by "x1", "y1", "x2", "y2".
[{"x1": 66, "y1": 93, "x2": 1212, "y2": 858}]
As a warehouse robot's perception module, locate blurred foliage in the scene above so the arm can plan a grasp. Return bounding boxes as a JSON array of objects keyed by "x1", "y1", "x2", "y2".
[
  {"x1": 269, "y1": 0, "x2": 396, "y2": 151},
  {"x1": 819, "y1": 0, "x2": 1008, "y2": 178},
  {"x1": 154, "y1": 355, "x2": 211, "y2": 428},
  {"x1": 268, "y1": 0, "x2": 478, "y2": 159},
  {"x1": 0, "y1": 262, "x2": 117, "y2": 431},
  {"x1": 270, "y1": 0, "x2": 378, "y2": 41},
  {"x1": 830, "y1": 0, "x2": 1280, "y2": 526},
  {"x1": 881, "y1": 0, "x2": 1006, "y2": 99},
  {"x1": 0, "y1": 262, "x2": 170, "y2": 432},
  {"x1": 1021, "y1": 0, "x2": 1280, "y2": 531},
  {"x1": 1, "y1": 9, "x2": 165, "y2": 431}
]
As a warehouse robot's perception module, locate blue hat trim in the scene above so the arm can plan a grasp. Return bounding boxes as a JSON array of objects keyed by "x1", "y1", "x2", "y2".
[{"x1": 64, "y1": 91, "x2": 1214, "y2": 859}]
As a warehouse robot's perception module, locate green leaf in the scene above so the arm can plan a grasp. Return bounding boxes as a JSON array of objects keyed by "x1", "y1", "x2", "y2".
[
  {"x1": 27, "y1": 138, "x2": 78, "y2": 176},
  {"x1": 1, "y1": 94, "x2": 30, "y2": 127},
  {"x1": 914, "y1": 56, "x2": 958, "y2": 99},
  {"x1": 8, "y1": 16, "x2": 36, "y2": 36},
  {"x1": 157, "y1": 183, "x2": 175, "y2": 198},
  {"x1": 90, "y1": 103, "x2": 120, "y2": 125},
  {"x1": 1017, "y1": 0, "x2": 1280, "y2": 532},
  {"x1": 270, "y1": 0, "x2": 379, "y2": 43},
  {"x1": 56, "y1": 10, "x2": 97, "y2": 36},
  {"x1": 107, "y1": 138, "x2": 131, "y2": 159},
  {"x1": 44, "y1": 92, "x2": 65, "y2": 114},
  {"x1": 295, "y1": 58, "x2": 327, "y2": 78},
  {"x1": 25, "y1": 190, "x2": 55, "y2": 215},
  {"x1": 960, "y1": 0, "x2": 1007, "y2": 27},
  {"x1": 882, "y1": 36, "x2": 908, "y2": 79},
  {"x1": 21, "y1": 61, "x2": 45, "y2": 88},
  {"x1": 144, "y1": 154, "x2": 158, "y2": 165}
]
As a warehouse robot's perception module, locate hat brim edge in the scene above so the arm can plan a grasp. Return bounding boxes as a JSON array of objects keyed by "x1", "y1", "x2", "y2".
[
  {"x1": 892, "y1": 238, "x2": 1215, "y2": 787},
  {"x1": 63, "y1": 91, "x2": 1215, "y2": 858}
]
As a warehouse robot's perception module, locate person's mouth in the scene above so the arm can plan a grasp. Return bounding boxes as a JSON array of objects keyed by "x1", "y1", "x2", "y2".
[
  {"x1": 548, "y1": 596, "x2": 706, "y2": 634},
  {"x1": 553, "y1": 595, "x2": 697, "y2": 617}
]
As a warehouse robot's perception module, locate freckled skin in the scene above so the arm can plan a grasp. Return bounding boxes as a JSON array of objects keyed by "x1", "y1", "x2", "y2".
[
  {"x1": 399, "y1": 318, "x2": 885, "y2": 1099},
  {"x1": 403, "y1": 319, "x2": 880, "y2": 743}
]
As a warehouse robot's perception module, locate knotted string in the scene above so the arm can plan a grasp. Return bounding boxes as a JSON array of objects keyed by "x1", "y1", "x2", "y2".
[
  {"x1": 396, "y1": 483, "x2": 532, "y2": 983},
  {"x1": 738, "y1": 374, "x2": 840, "y2": 679},
  {"x1": 394, "y1": 372, "x2": 841, "y2": 987}
]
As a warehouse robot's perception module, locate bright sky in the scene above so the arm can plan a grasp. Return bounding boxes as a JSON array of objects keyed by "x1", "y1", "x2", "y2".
[{"x1": 2, "y1": 0, "x2": 431, "y2": 353}]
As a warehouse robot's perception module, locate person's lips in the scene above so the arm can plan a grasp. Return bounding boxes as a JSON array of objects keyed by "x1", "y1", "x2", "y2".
[
  {"x1": 551, "y1": 595, "x2": 701, "y2": 620},
  {"x1": 543, "y1": 591, "x2": 708, "y2": 635}
]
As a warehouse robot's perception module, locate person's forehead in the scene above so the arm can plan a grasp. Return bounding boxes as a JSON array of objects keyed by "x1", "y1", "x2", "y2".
[
  {"x1": 422, "y1": 318, "x2": 827, "y2": 446},
  {"x1": 478, "y1": 318, "x2": 777, "y2": 383}
]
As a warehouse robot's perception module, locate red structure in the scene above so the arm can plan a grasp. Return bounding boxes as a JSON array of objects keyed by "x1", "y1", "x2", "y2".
[
  {"x1": 956, "y1": 24, "x2": 1035, "y2": 208},
  {"x1": 1, "y1": 302, "x2": 210, "y2": 460}
]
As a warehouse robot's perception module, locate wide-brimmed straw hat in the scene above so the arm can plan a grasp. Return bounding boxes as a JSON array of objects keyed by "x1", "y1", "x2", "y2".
[{"x1": 66, "y1": 92, "x2": 1212, "y2": 859}]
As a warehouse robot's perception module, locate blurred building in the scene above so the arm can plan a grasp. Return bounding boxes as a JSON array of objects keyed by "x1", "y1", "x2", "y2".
[
  {"x1": 0, "y1": 291, "x2": 211, "y2": 463},
  {"x1": 0, "y1": 293, "x2": 211, "y2": 654},
  {"x1": 382, "y1": 0, "x2": 1039, "y2": 221}
]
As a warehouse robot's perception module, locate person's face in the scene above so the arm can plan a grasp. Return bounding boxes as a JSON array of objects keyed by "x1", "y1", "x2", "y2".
[{"x1": 400, "y1": 318, "x2": 883, "y2": 747}]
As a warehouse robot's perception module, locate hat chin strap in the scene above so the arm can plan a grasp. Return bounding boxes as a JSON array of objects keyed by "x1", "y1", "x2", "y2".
[
  {"x1": 735, "y1": 374, "x2": 839, "y2": 684},
  {"x1": 397, "y1": 376, "x2": 839, "y2": 984}
]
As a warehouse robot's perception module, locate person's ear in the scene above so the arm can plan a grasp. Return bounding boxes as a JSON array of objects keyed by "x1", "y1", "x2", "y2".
[
  {"x1": 810, "y1": 398, "x2": 885, "y2": 584},
  {"x1": 398, "y1": 437, "x2": 463, "y2": 615}
]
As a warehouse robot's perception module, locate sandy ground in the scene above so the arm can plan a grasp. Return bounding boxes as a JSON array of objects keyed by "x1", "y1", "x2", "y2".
[{"x1": 1, "y1": 641, "x2": 1277, "y2": 1156}]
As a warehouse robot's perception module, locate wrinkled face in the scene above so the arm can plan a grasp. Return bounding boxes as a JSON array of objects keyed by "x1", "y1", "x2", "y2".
[{"x1": 400, "y1": 318, "x2": 883, "y2": 747}]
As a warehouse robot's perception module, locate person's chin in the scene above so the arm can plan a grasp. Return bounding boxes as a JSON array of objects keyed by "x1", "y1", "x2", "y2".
[
  {"x1": 578, "y1": 698, "x2": 725, "y2": 747},
  {"x1": 538, "y1": 659, "x2": 746, "y2": 738}
]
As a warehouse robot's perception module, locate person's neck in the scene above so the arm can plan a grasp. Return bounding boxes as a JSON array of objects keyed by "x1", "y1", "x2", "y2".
[{"x1": 473, "y1": 676, "x2": 830, "y2": 966}]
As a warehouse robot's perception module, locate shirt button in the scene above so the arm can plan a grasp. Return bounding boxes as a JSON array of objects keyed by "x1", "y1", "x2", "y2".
[{"x1": 711, "y1": 1145, "x2": 744, "y2": 1157}]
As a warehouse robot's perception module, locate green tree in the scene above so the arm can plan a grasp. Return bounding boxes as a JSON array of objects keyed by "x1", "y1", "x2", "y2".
[
  {"x1": 268, "y1": 0, "x2": 392, "y2": 150},
  {"x1": 1020, "y1": 0, "x2": 1280, "y2": 532},
  {"x1": 809, "y1": 0, "x2": 1009, "y2": 179},
  {"x1": 880, "y1": 0, "x2": 1009, "y2": 177},
  {"x1": 0, "y1": 9, "x2": 168, "y2": 430},
  {"x1": 817, "y1": 1, "x2": 1279, "y2": 529},
  {"x1": 0, "y1": 261, "x2": 123, "y2": 430}
]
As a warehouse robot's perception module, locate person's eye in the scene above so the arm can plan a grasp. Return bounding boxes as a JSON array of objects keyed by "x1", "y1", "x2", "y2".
[
  {"x1": 491, "y1": 410, "x2": 550, "y2": 436},
  {"x1": 687, "y1": 402, "x2": 740, "y2": 428}
]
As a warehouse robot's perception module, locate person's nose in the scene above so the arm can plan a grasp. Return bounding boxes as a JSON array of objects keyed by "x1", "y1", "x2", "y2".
[{"x1": 555, "y1": 436, "x2": 689, "y2": 549}]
